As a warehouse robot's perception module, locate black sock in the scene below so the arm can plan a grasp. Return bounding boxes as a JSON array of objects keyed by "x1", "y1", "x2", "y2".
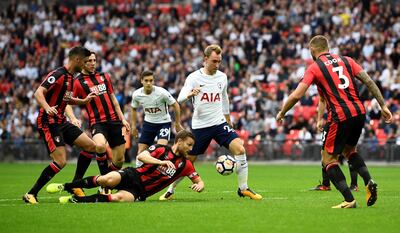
[
  {"x1": 64, "y1": 176, "x2": 99, "y2": 191},
  {"x1": 74, "y1": 194, "x2": 111, "y2": 203},
  {"x1": 96, "y1": 152, "x2": 109, "y2": 175},
  {"x1": 348, "y1": 153, "x2": 371, "y2": 186},
  {"x1": 349, "y1": 165, "x2": 358, "y2": 186},
  {"x1": 109, "y1": 162, "x2": 121, "y2": 171},
  {"x1": 28, "y1": 162, "x2": 62, "y2": 195},
  {"x1": 321, "y1": 164, "x2": 330, "y2": 186},
  {"x1": 326, "y1": 164, "x2": 354, "y2": 202},
  {"x1": 73, "y1": 151, "x2": 93, "y2": 181}
]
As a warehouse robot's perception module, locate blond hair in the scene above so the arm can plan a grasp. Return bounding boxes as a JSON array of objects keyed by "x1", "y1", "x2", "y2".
[{"x1": 204, "y1": 44, "x2": 222, "y2": 57}]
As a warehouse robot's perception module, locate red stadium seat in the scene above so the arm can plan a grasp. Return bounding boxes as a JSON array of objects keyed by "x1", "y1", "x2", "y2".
[{"x1": 375, "y1": 129, "x2": 387, "y2": 145}]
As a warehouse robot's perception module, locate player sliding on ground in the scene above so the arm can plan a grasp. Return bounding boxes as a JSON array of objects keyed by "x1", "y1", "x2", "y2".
[{"x1": 46, "y1": 130, "x2": 204, "y2": 203}]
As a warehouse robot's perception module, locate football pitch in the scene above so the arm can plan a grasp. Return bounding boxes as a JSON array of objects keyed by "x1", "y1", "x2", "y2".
[{"x1": 0, "y1": 162, "x2": 399, "y2": 233}]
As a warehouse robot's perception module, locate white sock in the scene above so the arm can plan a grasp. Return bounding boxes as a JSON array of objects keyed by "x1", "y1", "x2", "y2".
[
  {"x1": 135, "y1": 157, "x2": 143, "y2": 168},
  {"x1": 167, "y1": 176, "x2": 184, "y2": 193},
  {"x1": 235, "y1": 154, "x2": 248, "y2": 191}
]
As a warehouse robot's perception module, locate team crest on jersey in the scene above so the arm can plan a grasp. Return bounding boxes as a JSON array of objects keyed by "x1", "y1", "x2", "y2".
[
  {"x1": 54, "y1": 136, "x2": 61, "y2": 143},
  {"x1": 148, "y1": 145, "x2": 156, "y2": 151},
  {"x1": 217, "y1": 82, "x2": 223, "y2": 90}
]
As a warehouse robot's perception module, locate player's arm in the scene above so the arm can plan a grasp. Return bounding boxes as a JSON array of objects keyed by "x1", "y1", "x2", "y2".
[
  {"x1": 190, "y1": 176, "x2": 204, "y2": 192},
  {"x1": 137, "y1": 150, "x2": 175, "y2": 169},
  {"x1": 356, "y1": 71, "x2": 392, "y2": 123},
  {"x1": 177, "y1": 78, "x2": 199, "y2": 104},
  {"x1": 130, "y1": 107, "x2": 138, "y2": 139},
  {"x1": 110, "y1": 93, "x2": 130, "y2": 132},
  {"x1": 68, "y1": 92, "x2": 97, "y2": 106},
  {"x1": 65, "y1": 105, "x2": 81, "y2": 128},
  {"x1": 34, "y1": 86, "x2": 58, "y2": 116},
  {"x1": 276, "y1": 83, "x2": 309, "y2": 122},
  {"x1": 170, "y1": 101, "x2": 183, "y2": 132},
  {"x1": 316, "y1": 96, "x2": 326, "y2": 132}
]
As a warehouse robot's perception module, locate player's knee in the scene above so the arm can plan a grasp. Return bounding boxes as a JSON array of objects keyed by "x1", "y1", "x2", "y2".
[
  {"x1": 232, "y1": 145, "x2": 246, "y2": 155},
  {"x1": 95, "y1": 143, "x2": 107, "y2": 154},
  {"x1": 54, "y1": 158, "x2": 67, "y2": 168}
]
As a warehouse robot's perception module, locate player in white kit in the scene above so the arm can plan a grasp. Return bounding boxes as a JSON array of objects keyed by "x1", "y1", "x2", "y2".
[
  {"x1": 159, "y1": 45, "x2": 262, "y2": 200},
  {"x1": 131, "y1": 70, "x2": 183, "y2": 166}
]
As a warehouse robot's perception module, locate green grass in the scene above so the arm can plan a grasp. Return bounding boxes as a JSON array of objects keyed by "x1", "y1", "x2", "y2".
[{"x1": 0, "y1": 162, "x2": 399, "y2": 233}]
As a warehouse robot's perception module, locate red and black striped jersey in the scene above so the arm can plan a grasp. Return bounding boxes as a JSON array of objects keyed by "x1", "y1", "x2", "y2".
[
  {"x1": 301, "y1": 53, "x2": 366, "y2": 122},
  {"x1": 136, "y1": 144, "x2": 199, "y2": 198},
  {"x1": 37, "y1": 66, "x2": 74, "y2": 128},
  {"x1": 73, "y1": 72, "x2": 120, "y2": 126}
]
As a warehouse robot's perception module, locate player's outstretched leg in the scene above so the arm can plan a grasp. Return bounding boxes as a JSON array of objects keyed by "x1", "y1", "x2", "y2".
[
  {"x1": 235, "y1": 154, "x2": 262, "y2": 200},
  {"x1": 23, "y1": 160, "x2": 63, "y2": 204},
  {"x1": 71, "y1": 151, "x2": 94, "y2": 197}
]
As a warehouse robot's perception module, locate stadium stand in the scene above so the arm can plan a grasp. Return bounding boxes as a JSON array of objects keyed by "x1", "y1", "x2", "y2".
[{"x1": 0, "y1": 0, "x2": 399, "y2": 161}]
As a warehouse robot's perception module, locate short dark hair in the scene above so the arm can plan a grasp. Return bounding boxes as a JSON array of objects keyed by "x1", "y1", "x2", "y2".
[
  {"x1": 174, "y1": 130, "x2": 195, "y2": 144},
  {"x1": 68, "y1": 46, "x2": 91, "y2": 59},
  {"x1": 309, "y1": 35, "x2": 329, "y2": 53},
  {"x1": 140, "y1": 70, "x2": 154, "y2": 80}
]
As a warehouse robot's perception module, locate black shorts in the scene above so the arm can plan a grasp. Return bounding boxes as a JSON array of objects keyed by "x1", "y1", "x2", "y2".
[
  {"x1": 115, "y1": 167, "x2": 146, "y2": 201},
  {"x1": 91, "y1": 121, "x2": 126, "y2": 148},
  {"x1": 38, "y1": 122, "x2": 83, "y2": 154},
  {"x1": 322, "y1": 114, "x2": 366, "y2": 154}
]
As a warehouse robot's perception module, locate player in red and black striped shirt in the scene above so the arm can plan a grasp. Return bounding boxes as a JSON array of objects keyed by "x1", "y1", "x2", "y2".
[
  {"x1": 23, "y1": 46, "x2": 100, "y2": 204},
  {"x1": 47, "y1": 130, "x2": 204, "y2": 203},
  {"x1": 276, "y1": 35, "x2": 392, "y2": 208},
  {"x1": 65, "y1": 52, "x2": 130, "y2": 191}
]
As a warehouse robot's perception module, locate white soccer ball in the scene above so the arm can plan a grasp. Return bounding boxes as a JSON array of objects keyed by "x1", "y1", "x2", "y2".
[{"x1": 215, "y1": 155, "x2": 236, "y2": 176}]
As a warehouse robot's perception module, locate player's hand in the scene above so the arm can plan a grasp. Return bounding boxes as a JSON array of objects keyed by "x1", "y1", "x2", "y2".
[
  {"x1": 276, "y1": 111, "x2": 285, "y2": 123},
  {"x1": 84, "y1": 92, "x2": 97, "y2": 103},
  {"x1": 187, "y1": 87, "x2": 201, "y2": 98},
  {"x1": 71, "y1": 118, "x2": 82, "y2": 128},
  {"x1": 122, "y1": 119, "x2": 131, "y2": 132},
  {"x1": 175, "y1": 123, "x2": 184, "y2": 133},
  {"x1": 131, "y1": 127, "x2": 138, "y2": 139},
  {"x1": 381, "y1": 106, "x2": 393, "y2": 123},
  {"x1": 160, "y1": 161, "x2": 175, "y2": 169},
  {"x1": 316, "y1": 119, "x2": 324, "y2": 132},
  {"x1": 45, "y1": 105, "x2": 58, "y2": 116},
  {"x1": 190, "y1": 182, "x2": 204, "y2": 192}
]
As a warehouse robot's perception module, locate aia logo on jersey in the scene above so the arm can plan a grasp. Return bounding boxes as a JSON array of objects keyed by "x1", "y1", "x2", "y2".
[
  {"x1": 90, "y1": 83, "x2": 107, "y2": 95},
  {"x1": 63, "y1": 91, "x2": 72, "y2": 101},
  {"x1": 144, "y1": 107, "x2": 162, "y2": 114},
  {"x1": 200, "y1": 93, "x2": 220, "y2": 102}
]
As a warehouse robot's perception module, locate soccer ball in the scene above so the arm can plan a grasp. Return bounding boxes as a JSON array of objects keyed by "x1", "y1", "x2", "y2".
[{"x1": 215, "y1": 155, "x2": 236, "y2": 176}]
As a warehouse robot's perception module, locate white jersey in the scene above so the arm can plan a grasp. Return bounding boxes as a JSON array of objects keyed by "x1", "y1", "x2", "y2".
[
  {"x1": 178, "y1": 68, "x2": 230, "y2": 129},
  {"x1": 131, "y1": 86, "x2": 176, "y2": 124}
]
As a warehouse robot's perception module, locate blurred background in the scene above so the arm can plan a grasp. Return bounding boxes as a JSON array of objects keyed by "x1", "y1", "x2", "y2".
[{"x1": 0, "y1": 0, "x2": 399, "y2": 162}]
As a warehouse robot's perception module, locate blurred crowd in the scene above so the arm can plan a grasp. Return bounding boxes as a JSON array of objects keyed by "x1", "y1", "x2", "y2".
[{"x1": 1, "y1": 0, "x2": 400, "y2": 155}]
